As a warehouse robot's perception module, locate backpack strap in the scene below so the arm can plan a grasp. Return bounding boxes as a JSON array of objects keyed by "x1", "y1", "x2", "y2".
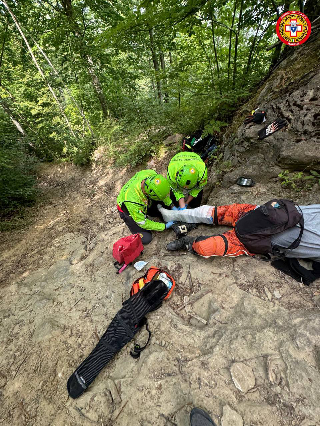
[
  {"x1": 287, "y1": 206, "x2": 304, "y2": 250},
  {"x1": 272, "y1": 204, "x2": 304, "y2": 254},
  {"x1": 130, "y1": 319, "x2": 152, "y2": 359},
  {"x1": 213, "y1": 206, "x2": 218, "y2": 225},
  {"x1": 220, "y1": 235, "x2": 228, "y2": 256}
]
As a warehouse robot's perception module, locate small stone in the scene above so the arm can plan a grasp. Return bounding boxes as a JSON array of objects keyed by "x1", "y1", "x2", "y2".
[
  {"x1": 264, "y1": 286, "x2": 272, "y2": 301},
  {"x1": 274, "y1": 290, "x2": 281, "y2": 299},
  {"x1": 230, "y1": 362, "x2": 255, "y2": 393},
  {"x1": 267, "y1": 355, "x2": 286, "y2": 386},
  {"x1": 106, "y1": 379, "x2": 121, "y2": 405},
  {"x1": 221, "y1": 405, "x2": 243, "y2": 426},
  {"x1": 301, "y1": 419, "x2": 318, "y2": 426},
  {"x1": 314, "y1": 295, "x2": 320, "y2": 308},
  {"x1": 0, "y1": 372, "x2": 7, "y2": 388}
]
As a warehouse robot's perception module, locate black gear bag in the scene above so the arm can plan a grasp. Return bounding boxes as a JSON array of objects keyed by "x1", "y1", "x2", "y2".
[
  {"x1": 182, "y1": 131, "x2": 217, "y2": 161},
  {"x1": 67, "y1": 279, "x2": 169, "y2": 399},
  {"x1": 235, "y1": 199, "x2": 304, "y2": 255}
]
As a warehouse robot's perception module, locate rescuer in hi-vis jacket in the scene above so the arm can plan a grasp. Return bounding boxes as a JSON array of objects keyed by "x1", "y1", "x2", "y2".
[
  {"x1": 167, "y1": 152, "x2": 207, "y2": 210},
  {"x1": 117, "y1": 170, "x2": 174, "y2": 245}
]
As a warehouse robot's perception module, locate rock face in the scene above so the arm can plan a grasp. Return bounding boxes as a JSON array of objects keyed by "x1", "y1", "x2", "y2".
[
  {"x1": 214, "y1": 32, "x2": 320, "y2": 202},
  {"x1": 163, "y1": 133, "x2": 184, "y2": 146},
  {"x1": 1, "y1": 31, "x2": 320, "y2": 426}
]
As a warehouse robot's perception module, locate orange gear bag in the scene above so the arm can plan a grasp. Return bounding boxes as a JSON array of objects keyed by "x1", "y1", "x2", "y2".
[{"x1": 130, "y1": 266, "x2": 175, "y2": 300}]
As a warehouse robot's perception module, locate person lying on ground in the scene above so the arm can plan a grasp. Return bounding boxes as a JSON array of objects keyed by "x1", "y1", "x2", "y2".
[
  {"x1": 158, "y1": 201, "x2": 320, "y2": 279},
  {"x1": 167, "y1": 152, "x2": 207, "y2": 209},
  {"x1": 117, "y1": 170, "x2": 175, "y2": 245}
]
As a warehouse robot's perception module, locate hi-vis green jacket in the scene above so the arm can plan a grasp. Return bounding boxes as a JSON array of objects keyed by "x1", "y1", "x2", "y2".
[
  {"x1": 117, "y1": 170, "x2": 172, "y2": 231},
  {"x1": 167, "y1": 152, "x2": 207, "y2": 201}
]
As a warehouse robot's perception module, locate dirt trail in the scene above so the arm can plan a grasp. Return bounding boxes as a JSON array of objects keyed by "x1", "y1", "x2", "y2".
[{"x1": 1, "y1": 154, "x2": 320, "y2": 426}]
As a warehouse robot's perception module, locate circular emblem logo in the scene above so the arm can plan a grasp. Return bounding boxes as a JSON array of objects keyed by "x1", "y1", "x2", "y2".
[
  {"x1": 154, "y1": 178, "x2": 161, "y2": 185},
  {"x1": 276, "y1": 11, "x2": 311, "y2": 46},
  {"x1": 190, "y1": 168, "x2": 195, "y2": 174}
]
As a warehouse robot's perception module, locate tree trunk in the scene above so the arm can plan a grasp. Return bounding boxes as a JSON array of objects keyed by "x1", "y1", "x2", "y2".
[
  {"x1": 210, "y1": 9, "x2": 222, "y2": 95},
  {"x1": 198, "y1": 36, "x2": 215, "y2": 90},
  {"x1": 86, "y1": 54, "x2": 109, "y2": 117},
  {"x1": 228, "y1": 0, "x2": 237, "y2": 87},
  {"x1": 160, "y1": 52, "x2": 169, "y2": 103},
  {"x1": 244, "y1": 13, "x2": 263, "y2": 77},
  {"x1": 0, "y1": 86, "x2": 48, "y2": 147},
  {"x1": 211, "y1": 17, "x2": 220, "y2": 79},
  {"x1": 60, "y1": 0, "x2": 109, "y2": 119},
  {"x1": 299, "y1": 0, "x2": 304, "y2": 13},
  {"x1": 232, "y1": 0, "x2": 244, "y2": 89},
  {"x1": 33, "y1": 39, "x2": 94, "y2": 136},
  {"x1": 148, "y1": 58, "x2": 157, "y2": 99},
  {"x1": 0, "y1": 23, "x2": 25, "y2": 134},
  {"x1": 270, "y1": 0, "x2": 290, "y2": 69},
  {"x1": 270, "y1": 42, "x2": 282, "y2": 69},
  {"x1": 0, "y1": 98, "x2": 26, "y2": 135},
  {"x1": 3, "y1": 0, "x2": 76, "y2": 138},
  {"x1": 148, "y1": 27, "x2": 162, "y2": 103},
  {"x1": 0, "y1": 16, "x2": 9, "y2": 86},
  {"x1": 250, "y1": 21, "x2": 274, "y2": 71}
]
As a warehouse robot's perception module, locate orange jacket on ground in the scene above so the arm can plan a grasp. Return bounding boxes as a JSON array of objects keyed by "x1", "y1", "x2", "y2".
[{"x1": 192, "y1": 203, "x2": 257, "y2": 257}]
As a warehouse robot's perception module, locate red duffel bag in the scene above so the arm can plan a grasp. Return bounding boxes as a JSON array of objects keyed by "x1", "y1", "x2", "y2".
[{"x1": 112, "y1": 234, "x2": 144, "y2": 273}]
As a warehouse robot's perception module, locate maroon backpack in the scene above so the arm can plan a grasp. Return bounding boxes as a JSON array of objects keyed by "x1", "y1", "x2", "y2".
[{"x1": 235, "y1": 199, "x2": 304, "y2": 255}]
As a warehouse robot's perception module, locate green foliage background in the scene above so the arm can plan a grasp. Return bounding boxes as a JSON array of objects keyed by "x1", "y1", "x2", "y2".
[{"x1": 0, "y1": 0, "x2": 311, "y2": 214}]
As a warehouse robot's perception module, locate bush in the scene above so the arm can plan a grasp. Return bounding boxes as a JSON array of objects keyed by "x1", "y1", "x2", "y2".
[
  {"x1": 114, "y1": 128, "x2": 169, "y2": 168},
  {"x1": 0, "y1": 140, "x2": 37, "y2": 215},
  {"x1": 278, "y1": 169, "x2": 320, "y2": 192}
]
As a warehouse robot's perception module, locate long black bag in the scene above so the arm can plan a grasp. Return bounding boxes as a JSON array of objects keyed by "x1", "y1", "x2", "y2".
[{"x1": 67, "y1": 279, "x2": 168, "y2": 399}]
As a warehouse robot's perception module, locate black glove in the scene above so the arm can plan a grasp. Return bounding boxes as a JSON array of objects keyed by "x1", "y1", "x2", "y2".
[
  {"x1": 258, "y1": 118, "x2": 287, "y2": 140},
  {"x1": 171, "y1": 222, "x2": 198, "y2": 238},
  {"x1": 244, "y1": 111, "x2": 266, "y2": 125}
]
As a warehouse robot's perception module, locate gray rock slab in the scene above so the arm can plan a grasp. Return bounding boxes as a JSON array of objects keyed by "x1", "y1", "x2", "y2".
[
  {"x1": 230, "y1": 362, "x2": 256, "y2": 393},
  {"x1": 163, "y1": 133, "x2": 183, "y2": 145},
  {"x1": 221, "y1": 405, "x2": 243, "y2": 426}
]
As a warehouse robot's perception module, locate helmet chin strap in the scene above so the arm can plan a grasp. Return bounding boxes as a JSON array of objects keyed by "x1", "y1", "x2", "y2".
[
  {"x1": 142, "y1": 179, "x2": 159, "y2": 200},
  {"x1": 141, "y1": 180, "x2": 147, "y2": 194}
]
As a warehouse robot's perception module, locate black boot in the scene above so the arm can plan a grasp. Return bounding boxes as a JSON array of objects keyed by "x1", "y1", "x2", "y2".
[
  {"x1": 172, "y1": 222, "x2": 198, "y2": 238},
  {"x1": 166, "y1": 236, "x2": 195, "y2": 252},
  {"x1": 190, "y1": 407, "x2": 216, "y2": 426}
]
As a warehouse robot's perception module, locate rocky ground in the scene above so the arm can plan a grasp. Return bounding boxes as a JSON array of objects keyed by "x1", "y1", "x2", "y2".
[{"x1": 1, "y1": 34, "x2": 320, "y2": 426}]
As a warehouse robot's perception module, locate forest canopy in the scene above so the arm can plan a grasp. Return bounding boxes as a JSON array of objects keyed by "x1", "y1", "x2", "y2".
[{"x1": 0, "y1": 0, "x2": 312, "y2": 213}]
